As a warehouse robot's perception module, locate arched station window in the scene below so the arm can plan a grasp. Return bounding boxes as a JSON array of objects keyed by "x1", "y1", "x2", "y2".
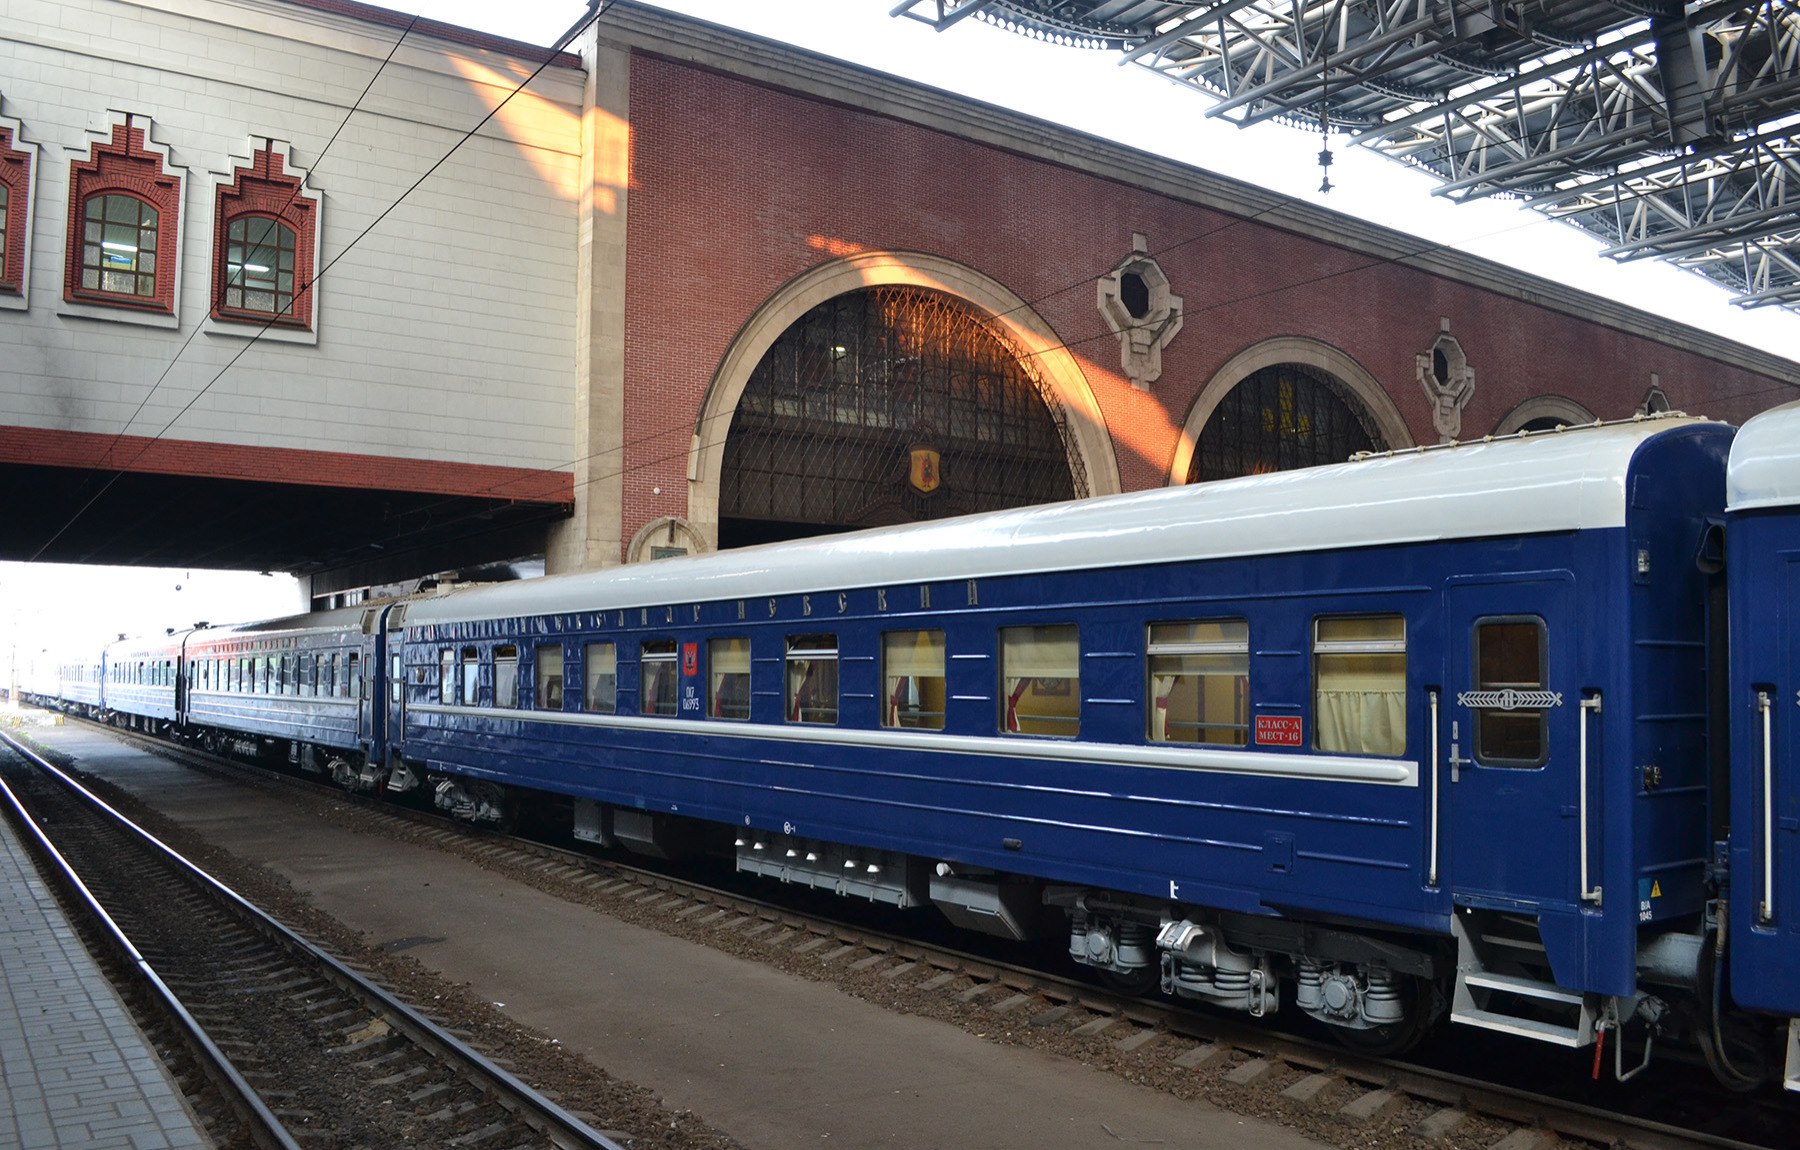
[
  {"x1": 1187, "y1": 363, "x2": 1385, "y2": 483},
  {"x1": 720, "y1": 286, "x2": 1083, "y2": 547}
]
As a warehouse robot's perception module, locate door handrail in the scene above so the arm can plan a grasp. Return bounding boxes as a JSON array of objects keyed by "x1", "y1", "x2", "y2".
[
  {"x1": 1428, "y1": 688, "x2": 1441, "y2": 888},
  {"x1": 1580, "y1": 693, "x2": 1603, "y2": 905},
  {"x1": 1760, "y1": 690, "x2": 1774, "y2": 924}
]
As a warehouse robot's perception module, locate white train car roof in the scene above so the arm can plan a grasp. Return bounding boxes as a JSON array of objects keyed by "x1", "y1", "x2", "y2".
[
  {"x1": 1727, "y1": 399, "x2": 1800, "y2": 512},
  {"x1": 189, "y1": 603, "x2": 371, "y2": 644},
  {"x1": 405, "y1": 415, "x2": 1720, "y2": 628}
]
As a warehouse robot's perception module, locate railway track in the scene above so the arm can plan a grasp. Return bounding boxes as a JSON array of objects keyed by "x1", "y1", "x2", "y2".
[
  {"x1": 0, "y1": 728, "x2": 627, "y2": 1150},
  {"x1": 22, "y1": 716, "x2": 1798, "y2": 1150}
]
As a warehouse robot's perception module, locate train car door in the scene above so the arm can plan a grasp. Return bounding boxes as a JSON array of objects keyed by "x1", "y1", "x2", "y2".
[{"x1": 1441, "y1": 573, "x2": 1580, "y2": 908}]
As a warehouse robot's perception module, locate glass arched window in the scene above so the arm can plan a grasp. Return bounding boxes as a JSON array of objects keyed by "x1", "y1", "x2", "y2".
[
  {"x1": 81, "y1": 194, "x2": 158, "y2": 299},
  {"x1": 222, "y1": 215, "x2": 298, "y2": 318},
  {"x1": 1188, "y1": 363, "x2": 1384, "y2": 483},
  {"x1": 720, "y1": 286, "x2": 1083, "y2": 547}
]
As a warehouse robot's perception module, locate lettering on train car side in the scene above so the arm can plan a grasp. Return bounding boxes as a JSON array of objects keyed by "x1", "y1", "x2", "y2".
[
  {"x1": 640, "y1": 608, "x2": 648, "y2": 626},
  {"x1": 768, "y1": 598, "x2": 778, "y2": 618},
  {"x1": 665, "y1": 606, "x2": 674, "y2": 623},
  {"x1": 920, "y1": 585, "x2": 931, "y2": 609},
  {"x1": 967, "y1": 580, "x2": 979, "y2": 605},
  {"x1": 877, "y1": 589, "x2": 888, "y2": 612},
  {"x1": 803, "y1": 595, "x2": 813, "y2": 616},
  {"x1": 738, "y1": 601, "x2": 747, "y2": 621},
  {"x1": 838, "y1": 593, "x2": 848, "y2": 614},
  {"x1": 693, "y1": 605, "x2": 701, "y2": 622},
  {"x1": 1255, "y1": 716, "x2": 1304, "y2": 746}
]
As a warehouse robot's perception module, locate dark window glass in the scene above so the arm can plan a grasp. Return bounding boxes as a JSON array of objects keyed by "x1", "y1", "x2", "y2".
[
  {"x1": 1188, "y1": 364, "x2": 1384, "y2": 483},
  {"x1": 1473, "y1": 618, "x2": 1549, "y2": 766}
]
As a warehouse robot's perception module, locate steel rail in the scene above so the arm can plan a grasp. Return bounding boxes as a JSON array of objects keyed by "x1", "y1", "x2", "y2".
[{"x1": 0, "y1": 726, "x2": 626, "y2": 1150}]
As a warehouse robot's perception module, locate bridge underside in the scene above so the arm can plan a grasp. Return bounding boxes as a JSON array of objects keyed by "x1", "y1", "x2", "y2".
[{"x1": 3, "y1": 462, "x2": 569, "y2": 594}]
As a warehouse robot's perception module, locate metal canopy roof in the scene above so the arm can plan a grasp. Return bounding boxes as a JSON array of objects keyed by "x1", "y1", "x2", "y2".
[{"x1": 892, "y1": 0, "x2": 1800, "y2": 311}]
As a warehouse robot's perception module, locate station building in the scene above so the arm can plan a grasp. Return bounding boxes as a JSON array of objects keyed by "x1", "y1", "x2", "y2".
[{"x1": 2, "y1": 0, "x2": 1796, "y2": 599}]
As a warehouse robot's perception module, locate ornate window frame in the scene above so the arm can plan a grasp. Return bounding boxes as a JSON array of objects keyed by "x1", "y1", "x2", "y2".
[
  {"x1": 208, "y1": 140, "x2": 320, "y2": 338},
  {"x1": 0, "y1": 102, "x2": 35, "y2": 308},
  {"x1": 61, "y1": 115, "x2": 184, "y2": 327},
  {"x1": 1492, "y1": 395, "x2": 1595, "y2": 435}
]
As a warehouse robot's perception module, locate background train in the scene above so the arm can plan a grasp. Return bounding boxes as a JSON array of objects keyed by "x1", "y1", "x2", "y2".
[{"x1": 25, "y1": 403, "x2": 1800, "y2": 1093}]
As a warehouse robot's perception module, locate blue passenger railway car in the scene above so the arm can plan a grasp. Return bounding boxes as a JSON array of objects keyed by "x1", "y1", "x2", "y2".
[
  {"x1": 36, "y1": 409, "x2": 1800, "y2": 1091},
  {"x1": 389, "y1": 415, "x2": 1732, "y2": 1065},
  {"x1": 1723, "y1": 401, "x2": 1800, "y2": 1092}
]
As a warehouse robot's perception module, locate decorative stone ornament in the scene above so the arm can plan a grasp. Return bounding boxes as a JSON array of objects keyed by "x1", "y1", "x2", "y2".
[
  {"x1": 1096, "y1": 236, "x2": 1182, "y2": 390},
  {"x1": 1640, "y1": 379, "x2": 1670, "y2": 415},
  {"x1": 1416, "y1": 321, "x2": 1475, "y2": 442}
]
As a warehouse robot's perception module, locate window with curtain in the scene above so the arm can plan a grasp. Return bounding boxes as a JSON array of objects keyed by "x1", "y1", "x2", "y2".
[
  {"x1": 460, "y1": 647, "x2": 479, "y2": 706},
  {"x1": 1147, "y1": 620, "x2": 1248, "y2": 745},
  {"x1": 535, "y1": 646, "x2": 564, "y2": 710},
  {"x1": 785, "y1": 634, "x2": 839, "y2": 725},
  {"x1": 882, "y1": 630, "x2": 945, "y2": 730},
  {"x1": 1313, "y1": 615, "x2": 1406, "y2": 755},
  {"x1": 1000, "y1": 624, "x2": 1079, "y2": 736},
  {"x1": 583, "y1": 642, "x2": 617, "y2": 714},
  {"x1": 641, "y1": 640, "x2": 678, "y2": 717},
  {"x1": 709, "y1": 637, "x2": 751, "y2": 720},
  {"x1": 494, "y1": 646, "x2": 519, "y2": 709}
]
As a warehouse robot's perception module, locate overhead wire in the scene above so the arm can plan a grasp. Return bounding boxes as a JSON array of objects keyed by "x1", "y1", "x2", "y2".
[
  {"x1": 35, "y1": 2, "x2": 1799, "y2": 578},
  {"x1": 28, "y1": 2, "x2": 615, "y2": 563}
]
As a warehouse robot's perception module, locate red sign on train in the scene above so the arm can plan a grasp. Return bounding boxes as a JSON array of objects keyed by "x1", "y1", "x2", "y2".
[
  {"x1": 682, "y1": 642, "x2": 698, "y2": 677},
  {"x1": 1255, "y1": 715, "x2": 1303, "y2": 746}
]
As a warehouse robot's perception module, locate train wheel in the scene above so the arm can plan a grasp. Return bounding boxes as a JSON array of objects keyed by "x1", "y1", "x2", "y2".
[{"x1": 1328, "y1": 974, "x2": 1438, "y2": 1057}]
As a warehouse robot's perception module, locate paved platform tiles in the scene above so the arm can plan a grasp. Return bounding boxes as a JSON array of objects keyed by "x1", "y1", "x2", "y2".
[{"x1": 0, "y1": 801, "x2": 213, "y2": 1149}]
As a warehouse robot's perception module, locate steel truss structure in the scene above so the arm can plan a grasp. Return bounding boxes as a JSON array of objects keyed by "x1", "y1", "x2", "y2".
[{"x1": 893, "y1": 0, "x2": 1800, "y2": 310}]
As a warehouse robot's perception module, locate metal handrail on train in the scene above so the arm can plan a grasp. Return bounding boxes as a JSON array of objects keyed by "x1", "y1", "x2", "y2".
[
  {"x1": 1760, "y1": 691, "x2": 1774, "y2": 924},
  {"x1": 1579, "y1": 694, "x2": 1603, "y2": 905}
]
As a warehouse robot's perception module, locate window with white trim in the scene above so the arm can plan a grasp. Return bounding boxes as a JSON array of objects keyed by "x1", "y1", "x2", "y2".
[
  {"x1": 785, "y1": 634, "x2": 838, "y2": 725},
  {"x1": 1147, "y1": 619, "x2": 1248, "y2": 745},
  {"x1": 882, "y1": 630, "x2": 945, "y2": 730},
  {"x1": 1000, "y1": 624, "x2": 1079, "y2": 737},
  {"x1": 1313, "y1": 615, "x2": 1406, "y2": 755}
]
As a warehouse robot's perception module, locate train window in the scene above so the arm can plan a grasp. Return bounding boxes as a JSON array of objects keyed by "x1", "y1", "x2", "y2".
[
  {"x1": 460, "y1": 647, "x2": 479, "y2": 706},
  {"x1": 327, "y1": 653, "x2": 340, "y2": 698},
  {"x1": 1313, "y1": 615, "x2": 1406, "y2": 756},
  {"x1": 709, "y1": 637, "x2": 750, "y2": 720},
  {"x1": 280, "y1": 655, "x2": 293, "y2": 696},
  {"x1": 322, "y1": 654, "x2": 335, "y2": 698},
  {"x1": 882, "y1": 630, "x2": 945, "y2": 730},
  {"x1": 641, "y1": 640, "x2": 679, "y2": 717},
  {"x1": 439, "y1": 649, "x2": 455, "y2": 704},
  {"x1": 785, "y1": 634, "x2": 839, "y2": 725},
  {"x1": 255, "y1": 656, "x2": 269, "y2": 694},
  {"x1": 535, "y1": 647, "x2": 563, "y2": 710},
  {"x1": 1472, "y1": 618, "x2": 1548, "y2": 767},
  {"x1": 494, "y1": 646, "x2": 519, "y2": 709},
  {"x1": 1148, "y1": 620, "x2": 1249, "y2": 745},
  {"x1": 583, "y1": 642, "x2": 616, "y2": 714},
  {"x1": 1001, "y1": 625, "x2": 1080, "y2": 737}
]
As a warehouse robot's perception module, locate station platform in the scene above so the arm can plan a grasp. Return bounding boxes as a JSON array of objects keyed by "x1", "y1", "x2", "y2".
[{"x1": 0, "y1": 796, "x2": 213, "y2": 1149}]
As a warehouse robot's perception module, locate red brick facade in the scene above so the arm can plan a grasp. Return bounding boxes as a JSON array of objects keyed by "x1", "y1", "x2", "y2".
[
  {"x1": 621, "y1": 53, "x2": 1788, "y2": 558},
  {"x1": 211, "y1": 145, "x2": 317, "y2": 328},
  {"x1": 0, "y1": 126, "x2": 28, "y2": 296},
  {"x1": 63, "y1": 121, "x2": 181, "y2": 314}
]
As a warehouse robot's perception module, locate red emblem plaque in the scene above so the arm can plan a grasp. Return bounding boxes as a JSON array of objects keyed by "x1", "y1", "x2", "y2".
[{"x1": 1255, "y1": 715, "x2": 1303, "y2": 746}]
